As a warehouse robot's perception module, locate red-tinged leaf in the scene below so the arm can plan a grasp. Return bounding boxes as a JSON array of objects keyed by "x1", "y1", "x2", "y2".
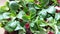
[
  {"x1": 57, "y1": 0, "x2": 60, "y2": 4},
  {"x1": 9, "y1": 31, "x2": 18, "y2": 34},
  {"x1": 4, "y1": 31, "x2": 9, "y2": 34},
  {"x1": 55, "y1": 6, "x2": 60, "y2": 13},
  {"x1": 48, "y1": 31, "x2": 54, "y2": 34},
  {"x1": 25, "y1": 23, "x2": 30, "y2": 29}
]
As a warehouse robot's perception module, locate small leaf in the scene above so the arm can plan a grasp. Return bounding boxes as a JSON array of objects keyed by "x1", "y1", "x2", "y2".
[
  {"x1": 0, "y1": 12, "x2": 10, "y2": 20},
  {"x1": 30, "y1": 22, "x2": 35, "y2": 27},
  {"x1": 3, "y1": 12, "x2": 10, "y2": 19},
  {"x1": 9, "y1": 1, "x2": 19, "y2": 10},
  {"x1": 9, "y1": 21, "x2": 18, "y2": 28},
  {"x1": 29, "y1": 7, "x2": 36, "y2": 16},
  {"x1": 0, "y1": 6, "x2": 9, "y2": 12},
  {"x1": 47, "y1": 6, "x2": 56, "y2": 14},
  {"x1": 55, "y1": 13, "x2": 60, "y2": 20},
  {"x1": 47, "y1": 17, "x2": 53, "y2": 22},
  {"x1": 22, "y1": 14, "x2": 30, "y2": 21},
  {"x1": 15, "y1": 23, "x2": 22, "y2": 31},
  {"x1": 39, "y1": 0, "x2": 49, "y2": 7},
  {"x1": 17, "y1": 10, "x2": 25, "y2": 19},
  {"x1": 38, "y1": 9, "x2": 47, "y2": 18},
  {"x1": 5, "y1": 21, "x2": 21, "y2": 32}
]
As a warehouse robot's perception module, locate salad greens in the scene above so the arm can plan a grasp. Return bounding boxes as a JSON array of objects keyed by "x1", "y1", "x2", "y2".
[{"x1": 0, "y1": 0, "x2": 60, "y2": 34}]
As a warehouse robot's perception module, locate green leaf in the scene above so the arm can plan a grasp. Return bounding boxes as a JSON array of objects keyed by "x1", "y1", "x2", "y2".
[
  {"x1": 55, "y1": 13, "x2": 60, "y2": 20},
  {"x1": 47, "y1": 17, "x2": 53, "y2": 22},
  {"x1": 39, "y1": 0, "x2": 49, "y2": 7},
  {"x1": 40, "y1": 23, "x2": 47, "y2": 27},
  {"x1": 0, "y1": 12, "x2": 10, "y2": 20},
  {"x1": 9, "y1": 21, "x2": 18, "y2": 28},
  {"x1": 5, "y1": 25, "x2": 14, "y2": 32},
  {"x1": 9, "y1": 1, "x2": 19, "y2": 10},
  {"x1": 10, "y1": 10, "x2": 16, "y2": 17},
  {"x1": 52, "y1": 0, "x2": 57, "y2": 5},
  {"x1": 29, "y1": 7, "x2": 36, "y2": 19},
  {"x1": 3, "y1": 12, "x2": 10, "y2": 19},
  {"x1": 33, "y1": 28, "x2": 47, "y2": 34},
  {"x1": 34, "y1": 4, "x2": 40, "y2": 9},
  {"x1": 47, "y1": 6, "x2": 56, "y2": 14},
  {"x1": 25, "y1": 0, "x2": 34, "y2": 3},
  {"x1": 0, "y1": 6, "x2": 9, "y2": 12},
  {"x1": 29, "y1": 7, "x2": 36, "y2": 16},
  {"x1": 22, "y1": 14, "x2": 30, "y2": 21},
  {"x1": 54, "y1": 25, "x2": 59, "y2": 34},
  {"x1": 15, "y1": 22, "x2": 23, "y2": 31},
  {"x1": 4, "y1": 21, "x2": 21, "y2": 32},
  {"x1": 38, "y1": 9, "x2": 47, "y2": 18},
  {"x1": 0, "y1": 23, "x2": 3, "y2": 28},
  {"x1": 30, "y1": 22, "x2": 35, "y2": 27},
  {"x1": 0, "y1": 15, "x2": 4, "y2": 20},
  {"x1": 17, "y1": 10, "x2": 25, "y2": 19}
]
